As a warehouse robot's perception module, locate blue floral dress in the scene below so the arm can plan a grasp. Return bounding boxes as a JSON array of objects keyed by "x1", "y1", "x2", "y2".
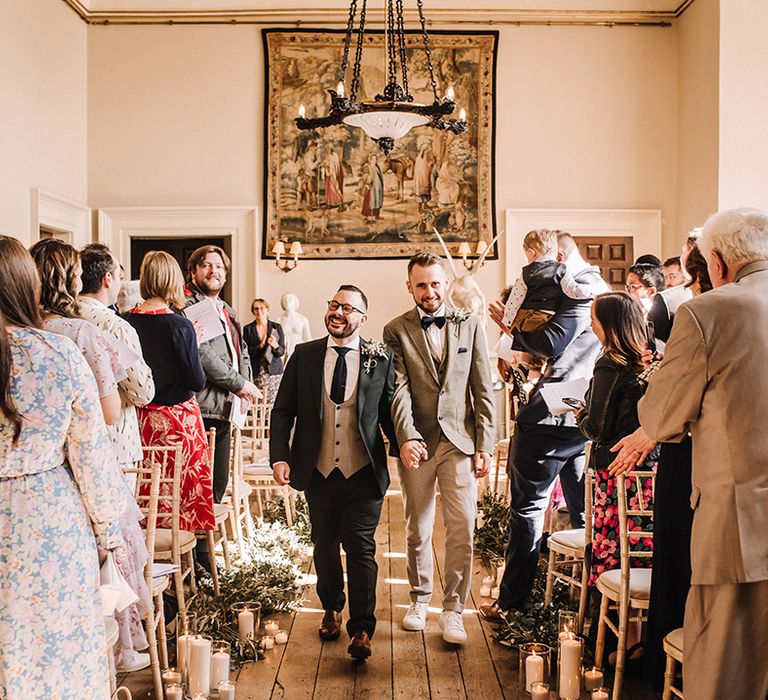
[{"x1": 0, "y1": 329, "x2": 127, "y2": 700}]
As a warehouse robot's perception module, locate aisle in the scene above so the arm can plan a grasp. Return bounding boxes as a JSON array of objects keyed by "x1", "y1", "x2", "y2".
[{"x1": 121, "y1": 476, "x2": 657, "y2": 699}]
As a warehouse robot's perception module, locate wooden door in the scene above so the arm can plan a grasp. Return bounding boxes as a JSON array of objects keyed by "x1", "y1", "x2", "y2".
[{"x1": 573, "y1": 236, "x2": 633, "y2": 291}]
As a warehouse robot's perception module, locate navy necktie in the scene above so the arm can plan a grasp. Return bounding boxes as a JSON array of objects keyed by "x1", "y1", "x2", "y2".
[
  {"x1": 330, "y1": 346, "x2": 352, "y2": 405},
  {"x1": 421, "y1": 315, "x2": 446, "y2": 330}
]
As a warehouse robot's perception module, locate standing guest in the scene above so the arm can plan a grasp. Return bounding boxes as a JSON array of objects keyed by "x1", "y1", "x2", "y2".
[
  {"x1": 0, "y1": 235, "x2": 126, "y2": 698},
  {"x1": 185, "y1": 245, "x2": 260, "y2": 502},
  {"x1": 383, "y1": 253, "x2": 495, "y2": 645},
  {"x1": 126, "y1": 251, "x2": 214, "y2": 536},
  {"x1": 647, "y1": 256, "x2": 692, "y2": 343},
  {"x1": 79, "y1": 243, "x2": 156, "y2": 479},
  {"x1": 483, "y1": 232, "x2": 604, "y2": 620},
  {"x1": 624, "y1": 263, "x2": 665, "y2": 317},
  {"x1": 243, "y1": 298, "x2": 286, "y2": 407},
  {"x1": 637, "y1": 208, "x2": 768, "y2": 700},
  {"x1": 270, "y1": 285, "x2": 395, "y2": 660},
  {"x1": 29, "y1": 239, "x2": 153, "y2": 673}
]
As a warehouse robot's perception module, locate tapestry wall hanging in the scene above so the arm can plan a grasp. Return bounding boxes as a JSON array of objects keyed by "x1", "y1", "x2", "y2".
[{"x1": 262, "y1": 29, "x2": 498, "y2": 259}]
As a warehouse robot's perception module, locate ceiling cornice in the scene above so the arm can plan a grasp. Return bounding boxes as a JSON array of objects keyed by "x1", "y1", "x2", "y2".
[{"x1": 62, "y1": 0, "x2": 695, "y2": 26}]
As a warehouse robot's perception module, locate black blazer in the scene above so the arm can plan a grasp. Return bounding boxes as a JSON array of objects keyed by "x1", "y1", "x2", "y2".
[
  {"x1": 243, "y1": 319, "x2": 286, "y2": 376},
  {"x1": 269, "y1": 337, "x2": 397, "y2": 497}
]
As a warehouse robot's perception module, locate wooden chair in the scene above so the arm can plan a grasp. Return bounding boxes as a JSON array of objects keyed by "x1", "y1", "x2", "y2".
[
  {"x1": 594, "y1": 470, "x2": 656, "y2": 700},
  {"x1": 224, "y1": 426, "x2": 256, "y2": 556},
  {"x1": 143, "y1": 444, "x2": 196, "y2": 615},
  {"x1": 125, "y1": 455, "x2": 168, "y2": 700},
  {"x1": 662, "y1": 627, "x2": 684, "y2": 699},
  {"x1": 544, "y1": 442, "x2": 593, "y2": 633},
  {"x1": 491, "y1": 437, "x2": 510, "y2": 495},
  {"x1": 104, "y1": 615, "x2": 119, "y2": 695}
]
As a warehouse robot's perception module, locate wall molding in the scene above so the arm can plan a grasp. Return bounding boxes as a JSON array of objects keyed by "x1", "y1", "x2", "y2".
[{"x1": 30, "y1": 188, "x2": 92, "y2": 247}]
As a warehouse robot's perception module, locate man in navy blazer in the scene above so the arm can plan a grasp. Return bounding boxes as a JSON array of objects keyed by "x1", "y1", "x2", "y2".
[{"x1": 270, "y1": 285, "x2": 396, "y2": 660}]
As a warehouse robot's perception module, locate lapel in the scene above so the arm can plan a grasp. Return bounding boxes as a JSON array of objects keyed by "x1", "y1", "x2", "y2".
[
  {"x1": 440, "y1": 311, "x2": 460, "y2": 389},
  {"x1": 356, "y1": 337, "x2": 372, "y2": 423},
  {"x1": 403, "y1": 307, "x2": 440, "y2": 385},
  {"x1": 309, "y1": 337, "x2": 327, "y2": 421}
]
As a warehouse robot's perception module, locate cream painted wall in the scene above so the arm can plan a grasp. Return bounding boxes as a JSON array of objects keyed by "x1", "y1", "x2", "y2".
[
  {"x1": 87, "y1": 22, "x2": 677, "y2": 335},
  {"x1": 718, "y1": 0, "x2": 768, "y2": 211},
  {"x1": 0, "y1": 0, "x2": 88, "y2": 244},
  {"x1": 675, "y1": 0, "x2": 719, "y2": 247}
]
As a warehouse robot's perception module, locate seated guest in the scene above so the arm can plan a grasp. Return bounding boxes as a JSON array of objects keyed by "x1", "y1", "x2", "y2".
[
  {"x1": 576, "y1": 291, "x2": 656, "y2": 661},
  {"x1": 126, "y1": 252, "x2": 215, "y2": 538},
  {"x1": 634, "y1": 253, "x2": 662, "y2": 267},
  {"x1": 0, "y1": 236, "x2": 126, "y2": 698},
  {"x1": 243, "y1": 297, "x2": 286, "y2": 407},
  {"x1": 648, "y1": 255, "x2": 692, "y2": 342},
  {"x1": 30, "y1": 238, "x2": 153, "y2": 672},
  {"x1": 625, "y1": 262, "x2": 665, "y2": 318}
]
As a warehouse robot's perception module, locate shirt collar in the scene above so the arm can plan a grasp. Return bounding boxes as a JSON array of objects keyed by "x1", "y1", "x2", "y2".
[
  {"x1": 416, "y1": 304, "x2": 445, "y2": 319},
  {"x1": 326, "y1": 335, "x2": 361, "y2": 351},
  {"x1": 78, "y1": 296, "x2": 113, "y2": 314}
]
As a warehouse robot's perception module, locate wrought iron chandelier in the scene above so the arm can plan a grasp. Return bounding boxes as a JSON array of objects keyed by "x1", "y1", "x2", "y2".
[{"x1": 295, "y1": 0, "x2": 468, "y2": 154}]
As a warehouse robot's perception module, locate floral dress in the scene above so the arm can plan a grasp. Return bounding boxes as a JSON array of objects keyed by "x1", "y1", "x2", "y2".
[{"x1": 0, "y1": 329, "x2": 127, "y2": 700}]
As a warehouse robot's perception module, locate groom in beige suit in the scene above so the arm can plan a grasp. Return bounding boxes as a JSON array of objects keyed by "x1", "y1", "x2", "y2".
[
  {"x1": 638, "y1": 208, "x2": 768, "y2": 700},
  {"x1": 383, "y1": 252, "x2": 495, "y2": 645}
]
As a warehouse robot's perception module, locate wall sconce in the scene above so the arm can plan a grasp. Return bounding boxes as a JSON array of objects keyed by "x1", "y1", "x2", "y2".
[
  {"x1": 458, "y1": 240, "x2": 488, "y2": 270},
  {"x1": 273, "y1": 240, "x2": 303, "y2": 273}
]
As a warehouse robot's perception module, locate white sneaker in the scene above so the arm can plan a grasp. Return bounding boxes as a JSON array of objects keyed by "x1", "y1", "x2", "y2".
[
  {"x1": 402, "y1": 601, "x2": 429, "y2": 631},
  {"x1": 116, "y1": 651, "x2": 150, "y2": 673},
  {"x1": 439, "y1": 610, "x2": 467, "y2": 644}
]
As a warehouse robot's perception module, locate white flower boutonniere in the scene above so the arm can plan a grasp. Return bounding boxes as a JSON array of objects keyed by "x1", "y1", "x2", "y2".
[
  {"x1": 445, "y1": 308, "x2": 471, "y2": 336},
  {"x1": 361, "y1": 339, "x2": 388, "y2": 374}
]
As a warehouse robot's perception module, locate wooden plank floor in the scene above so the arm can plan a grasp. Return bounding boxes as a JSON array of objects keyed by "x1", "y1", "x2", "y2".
[{"x1": 121, "y1": 472, "x2": 657, "y2": 699}]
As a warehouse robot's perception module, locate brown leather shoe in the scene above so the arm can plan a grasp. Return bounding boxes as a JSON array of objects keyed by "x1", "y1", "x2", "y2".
[
  {"x1": 347, "y1": 630, "x2": 372, "y2": 660},
  {"x1": 479, "y1": 602, "x2": 504, "y2": 622},
  {"x1": 319, "y1": 610, "x2": 342, "y2": 641}
]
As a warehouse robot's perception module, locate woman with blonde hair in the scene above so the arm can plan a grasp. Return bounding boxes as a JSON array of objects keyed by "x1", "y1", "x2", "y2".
[
  {"x1": 126, "y1": 251, "x2": 215, "y2": 540},
  {"x1": 0, "y1": 235, "x2": 126, "y2": 697}
]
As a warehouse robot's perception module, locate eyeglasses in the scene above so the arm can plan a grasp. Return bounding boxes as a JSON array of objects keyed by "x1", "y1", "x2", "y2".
[
  {"x1": 327, "y1": 300, "x2": 365, "y2": 315},
  {"x1": 625, "y1": 283, "x2": 645, "y2": 292}
]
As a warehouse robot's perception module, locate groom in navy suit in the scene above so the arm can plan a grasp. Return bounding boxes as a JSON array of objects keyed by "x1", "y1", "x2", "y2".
[{"x1": 270, "y1": 285, "x2": 396, "y2": 660}]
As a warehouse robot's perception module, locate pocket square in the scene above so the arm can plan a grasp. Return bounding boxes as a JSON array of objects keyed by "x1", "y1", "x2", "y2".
[{"x1": 458, "y1": 347, "x2": 468, "y2": 354}]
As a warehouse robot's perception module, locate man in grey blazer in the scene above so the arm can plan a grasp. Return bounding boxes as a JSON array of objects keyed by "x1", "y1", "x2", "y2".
[
  {"x1": 383, "y1": 252, "x2": 495, "y2": 645},
  {"x1": 638, "y1": 208, "x2": 768, "y2": 700}
]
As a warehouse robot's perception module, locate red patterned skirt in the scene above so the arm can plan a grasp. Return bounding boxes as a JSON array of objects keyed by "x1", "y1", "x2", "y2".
[{"x1": 138, "y1": 397, "x2": 215, "y2": 531}]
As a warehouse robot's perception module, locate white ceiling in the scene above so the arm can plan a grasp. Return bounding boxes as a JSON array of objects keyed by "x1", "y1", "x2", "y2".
[{"x1": 64, "y1": 0, "x2": 695, "y2": 24}]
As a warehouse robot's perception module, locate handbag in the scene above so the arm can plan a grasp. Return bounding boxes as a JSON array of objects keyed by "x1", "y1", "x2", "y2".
[{"x1": 99, "y1": 551, "x2": 139, "y2": 615}]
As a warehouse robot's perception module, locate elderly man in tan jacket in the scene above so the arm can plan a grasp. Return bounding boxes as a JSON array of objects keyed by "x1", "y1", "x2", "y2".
[
  {"x1": 638, "y1": 208, "x2": 768, "y2": 700},
  {"x1": 383, "y1": 252, "x2": 495, "y2": 646}
]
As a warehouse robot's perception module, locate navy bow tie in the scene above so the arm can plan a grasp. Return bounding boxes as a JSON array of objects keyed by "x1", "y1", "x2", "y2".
[{"x1": 421, "y1": 315, "x2": 446, "y2": 330}]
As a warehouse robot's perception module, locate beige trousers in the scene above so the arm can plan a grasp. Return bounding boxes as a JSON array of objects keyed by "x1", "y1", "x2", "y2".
[
  {"x1": 397, "y1": 437, "x2": 476, "y2": 612},
  {"x1": 683, "y1": 579, "x2": 768, "y2": 700}
]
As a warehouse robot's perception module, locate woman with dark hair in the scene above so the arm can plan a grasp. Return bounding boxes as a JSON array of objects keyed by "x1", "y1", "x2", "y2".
[{"x1": 0, "y1": 235, "x2": 126, "y2": 697}]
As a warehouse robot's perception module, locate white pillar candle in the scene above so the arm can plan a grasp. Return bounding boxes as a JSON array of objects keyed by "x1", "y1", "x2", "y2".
[
  {"x1": 591, "y1": 689, "x2": 609, "y2": 700},
  {"x1": 165, "y1": 684, "x2": 183, "y2": 700},
  {"x1": 210, "y1": 651, "x2": 230, "y2": 689},
  {"x1": 264, "y1": 620, "x2": 279, "y2": 636},
  {"x1": 275, "y1": 630, "x2": 288, "y2": 645},
  {"x1": 496, "y1": 564, "x2": 504, "y2": 586},
  {"x1": 218, "y1": 680, "x2": 236, "y2": 700},
  {"x1": 559, "y1": 637, "x2": 582, "y2": 699},
  {"x1": 238, "y1": 609, "x2": 255, "y2": 644},
  {"x1": 530, "y1": 682, "x2": 550, "y2": 700},
  {"x1": 187, "y1": 637, "x2": 212, "y2": 696},
  {"x1": 177, "y1": 634, "x2": 191, "y2": 674},
  {"x1": 262, "y1": 635, "x2": 275, "y2": 650},
  {"x1": 525, "y1": 651, "x2": 545, "y2": 691},
  {"x1": 584, "y1": 667, "x2": 604, "y2": 691}
]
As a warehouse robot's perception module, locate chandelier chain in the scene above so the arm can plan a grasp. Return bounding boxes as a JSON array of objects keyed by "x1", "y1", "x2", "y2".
[
  {"x1": 395, "y1": 0, "x2": 411, "y2": 99},
  {"x1": 417, "y1": 0, "x2": 439, "y2": 101},
  {"x1": 386, "y1": 1, "x2": 397, "y2": 89},
  {"x1": 339, "y1": 0, "x2": 358, "y2": 83},
  {"x1": 350, "y1": 0, "x2": 368, "y2": 100}
]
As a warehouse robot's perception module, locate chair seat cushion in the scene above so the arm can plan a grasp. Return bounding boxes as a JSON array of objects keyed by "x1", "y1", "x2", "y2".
[
  {"x1": 213, "y1": 503, "x2": 230, "y2": 520},
  {"x1": 548, "y1": 528, "x2": 586, "y2": 555},
  {"x1": 151, "y1": 574, "x2": 170, "y2": 596},
  {"x1": 664, "y1": 627, "x2": 684, "y2": 658},
  {"x1": 154, "y1": 528, "x2": 196, "y2": 555},
  {"x1": 242, "y1": 462, "x2": 273, "y2": 477},
  {"x1": 595, "y1": 568, "x2": 652, "y2": 602}
]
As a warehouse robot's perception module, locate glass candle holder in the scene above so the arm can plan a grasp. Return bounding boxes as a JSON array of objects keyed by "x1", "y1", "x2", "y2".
[
  {"x1": 519, "y1": 642, "x2": 551, "y2": 695},
  {"x1": 164, "y1": 681, "x2": 183, "y2": 700},
  {"x1": 591, "y1": 688, "x2": 610, "y2": 700},
  {"x1": 530, "y1": 682, "x2": 550, "y2": 700},
  {"x1": 480, "y1": 575, "x2": 494, "y2": 597},
  {"x1": 262, "y1": 635, "x2": 275, "y2": 650},
  {"x1": 557, "y1": 610, "x2": 578, "y2": 639},
  {"x1": 558, "y1": 635, "x2": 583, "y2": 699},
  {"x1": 275, "y1": 629, "x2": 289, "y2": 645},
  {"x1": 263, "y1": 619, "x2": 279, "y2": 637},
  {"x1": 230, "y1": 601, "x2": 261, "y2": 645},
  {"x1": 210, "y1": 640, "x2": 231, "y2": 691},
  {"x1": 175, "y1": 612, "x2": 197, "y2": 678},
  {"x1": 187, "y1": 634, "x2": 213, "y2": 697},
  {"x1": 584, "y1": 666, "x2": 605, "y2": 691},
  {"x1": 161, "y1": 666, "x2": 182, "y2": 687},
  {"x1": 217, "y1": 679, "x2": 236, "y2": 700}
]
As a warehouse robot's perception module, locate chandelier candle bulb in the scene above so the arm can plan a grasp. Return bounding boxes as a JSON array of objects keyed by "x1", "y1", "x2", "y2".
[
  {"x1": 187, "y1": 635, "x2": 213, "y2": 696},
  {"x1": 445, "y1": 85, "x2": 455, "y2": 101},
  {"x1": 264, "y1": 620, "x2": 279, "y2": 637},
  {"x1": 336, "y1": 81, "x2": 345, "y2": 97},
  {"x1": 275, "y1": 630, "x2": 289, "y2": 645},
  {"x1": 298, "y1": 103, "x2": 306, "y2": 119},
  {"x1": 458, "y1": 107, "x2": 467, "y2": 122},
  {"x1": 584, "y1": 667, "x2": 604, "y2": 691}
]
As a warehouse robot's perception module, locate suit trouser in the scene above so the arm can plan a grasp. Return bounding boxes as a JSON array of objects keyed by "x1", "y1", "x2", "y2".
[
  {"x1": 305, "y1": 465, "x2": 383, "y2": 638},
  {"x1": 398, "y1": 437, "x2": 476, "y2": 612},
  {"x1": 498, "y1": 424, "x2": 586, "y2": 610},
  {"x1": 683, "y1": 580, "x2": 768, "y2": 700},
  {"x1": 202, "y1": 417, "x2": 231, "y2": 504}
]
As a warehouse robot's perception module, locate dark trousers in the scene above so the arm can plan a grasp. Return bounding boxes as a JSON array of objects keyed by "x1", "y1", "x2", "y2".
[
  {"x1": 498, "y1": 424, "x2": 586, "y2": 610},
  {"x1": 203, "y1": 417, "x2": 232, "y2": 503},
  {"x1": 305, "y1": 465, "x2": 384, "y2": 638}
]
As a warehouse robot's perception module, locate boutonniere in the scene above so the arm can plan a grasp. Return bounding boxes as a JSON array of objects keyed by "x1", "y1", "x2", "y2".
[
  {"x1": 361, "y1": 339, "x2": 388, "y2": 374},
  {"x1": 445, "y1": 308, "x2": 471, "y2": 336}
]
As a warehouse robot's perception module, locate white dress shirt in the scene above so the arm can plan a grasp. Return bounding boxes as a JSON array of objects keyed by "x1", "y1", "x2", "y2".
[
  {"x1": 324, "y1": 335, "x2": 361, "y2": 403},
  {"x1": 417, "y1": 304, "x2": 446, "y2": 360}
]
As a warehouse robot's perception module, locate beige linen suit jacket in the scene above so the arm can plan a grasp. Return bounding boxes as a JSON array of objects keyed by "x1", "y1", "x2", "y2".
[
  {"x1": 638, "y1": 260, "x2": 768, "y2": 585},
  {"x1": 383, "y1": 307, "x2": 495, "y2": 458}
]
